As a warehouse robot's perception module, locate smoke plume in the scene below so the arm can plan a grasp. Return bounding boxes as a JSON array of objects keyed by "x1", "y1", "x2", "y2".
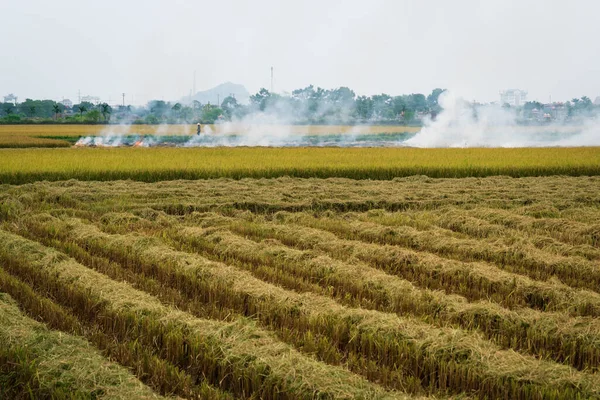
[
  {"x1": 406, "y1": 91, "x2": 600, "y2": 147},
  {"x1": 75, "y1": 90, "x2": 599, "y2": 148}
]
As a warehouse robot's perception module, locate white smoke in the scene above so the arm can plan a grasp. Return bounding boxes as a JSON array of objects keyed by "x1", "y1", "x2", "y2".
[
  {"x1": 219, "y1": 112, "x2": 296, "y2": 147},
  {"x1": 552, "y1": 118, "x2": 600, "y2": 146},
  {"x1": 74, "y1": 90, "x2": 600, "y2": 148},
  {"x1": 405, "y1": 91, "x2": 600, "y2": 148},
  {"x1": 75, "y1": 123, "x2": 132, "y2": 147}
]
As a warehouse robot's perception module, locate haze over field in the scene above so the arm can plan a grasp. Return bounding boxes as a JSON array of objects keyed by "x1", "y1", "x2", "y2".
[
  {"x1": 3, "y1": 3, "x2": 600, "y2": 399},
  {"x1": 0, "y1": 1, "x2": 599, "y2": 147}
]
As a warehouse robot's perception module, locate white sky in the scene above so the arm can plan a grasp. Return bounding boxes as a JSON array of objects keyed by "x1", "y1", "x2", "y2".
[{"x1": 1, "y1": 0, "x2": 599, "y2": 105}]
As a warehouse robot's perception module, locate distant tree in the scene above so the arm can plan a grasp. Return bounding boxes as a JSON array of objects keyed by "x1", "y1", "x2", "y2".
[
  {"x1": 78, "y1": 104, "x2": 87, "y2": 118},
  {"x1": 201, "y1": 104, "x2": 224, "y2": 123},
  {"x1": 355, "y1": 96, "x2": 374, "y2": 120},
  {"x1": 569, "y1": 96, "x2": 594, "y2": 117},
  {"x1": 3, "y1": 114, "x2": 21, "y2": 123},
  {"x1": 148, "y1": 100, "x2": 169, "y2": 117},
  {"x1": 566, "y1": 101, "x2": 573, "y2": 117},
  {"x1": 406, "y1": 93, "x2": 428, "y2": 112},
  {"x1": 145, "y1": 114, "x2": 159, "y2": 124},
  {"x1": 221, "y1": 95, "x2": 238, "y2": 110},
  {"x1": 52, "y1": 103, "x2": 61, "y2": 119},
  {"x1": 292, "y1": 85, "x2": 323, "y2": 119},
  {"x1": 85, "y1": 109, "x2": 101, "y2": 123},
  {"x1": 292, "y1": 85, "x2": 316, "y2": 101},
  {"x1": 18, "y1": 99, "x2": 59, "y2": 118},
  {"x1": 72, "y1": 101, "x2": 94, "y2": 119},
  {"x1": 3, "y1": 103, "x2": 15, "y2": 115},
  {"x1": 179, "y1": 106, "x2": 193, "y2": 122},
  {"x1": 221, "y1": 96, "x2": 239, "y2": 119},
  {"x1": 392, "y1": 96, "x2": 407, "y2": 119},
  {"x1": 580, "y1": 96, "x2": 593, "y2": 109},
  {"x1": 250, "y1": 88, "x2": 272, "y2": 111},
  {"x1": 403, "y1": 110, "x2": 415, "y2": 124},
  {"x1": 372, "y1": 94, "x2": 393, "y2": 119},
  {"x1": 171, "y1": 103, "x2": 182, "y2": 112},
  {"x1": 523, "y1": 101, "x2": 543, "y2": 111},
  {"x1": 328, "y1": 87, "x2": 356, "y2": 104},
  {"x1": 100, "y1": 103, "x2": 112, "y2": 122},
  {"x1": 427, "y1": 88, "x2": 446, "y2": 112}
]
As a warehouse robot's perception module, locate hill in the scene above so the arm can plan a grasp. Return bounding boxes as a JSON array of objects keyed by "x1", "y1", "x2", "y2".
[{"x1": 185, "y1": 82, "x2": 250, "y2": 106}]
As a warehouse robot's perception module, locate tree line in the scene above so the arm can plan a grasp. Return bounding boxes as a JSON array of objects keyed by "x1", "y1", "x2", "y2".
[
  {"x1": 1, "y1": 87, "x2": 597, "y2": 124},
  {"x1": 0, "y1": 99, "x2": 113, "y2": 124},
  {"x1": 0, "y1": 87, "x2": 446, "y2": 125}
]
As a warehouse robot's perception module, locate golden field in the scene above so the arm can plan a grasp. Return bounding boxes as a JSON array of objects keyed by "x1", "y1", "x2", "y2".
[
  {"x1": 1, "y1": 124, "x2": 600, "y2": 398},
  {"x1": 0, "y1": 124, "x2": 422, "y2": 147},
  {"x1": 0, "y1": 124, "x2": 585, "y2": 138},
  {"x1": 0, "y1": 146, "x2": 599, "y2": 184},
  {"x1": 1, "y1": 176, "x2": 600, "y2": 398}
]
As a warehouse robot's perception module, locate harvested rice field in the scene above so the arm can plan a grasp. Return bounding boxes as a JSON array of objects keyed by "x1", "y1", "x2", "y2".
[
  {"x1": 1, "y1": 175, "x2": 599, "y2": 398},
  {"x1": 0, "y1": 124, "x2": 421, "y2": 148}
]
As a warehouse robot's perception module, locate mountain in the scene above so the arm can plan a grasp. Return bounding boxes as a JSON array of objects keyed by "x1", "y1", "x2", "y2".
[{"x1": 184, "y1": 82, "x2": 250, "y2": 106}]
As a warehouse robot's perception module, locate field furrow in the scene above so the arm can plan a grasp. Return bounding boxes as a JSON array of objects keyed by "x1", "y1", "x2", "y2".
[
  {"x1": 4, "y1": 175, "x2": 598, "y2": 218},
  {"x1": 278, "y1": 213, "x2": 600, "y2": 293},
  {"x1": 350, "y1": 208, "x2": 600, "y2": 261},
  {"x1": 1, "y1": 176, "x2": 599, "y2": 399},
  {"x1": 159, "y1": 219, "x2": 600, "y2": 372},
  {"x1": 2, "y1": 228, "x2": 599, "y2": 399},
  {"x1": 33, "y1": 209, "x2": 600, "y2": 372},
  {"x1": 0, "y1": 262, "x2": 234, "y2": 400},
  {"x1": 450, "y1": 207, "x2": 600, "y2": 247},
  {"x1": 0, "y1": 291, "x2": 168, "y2": 400},
  {"x1": 0, "y1": 229, "x2": 412, "y2": 400},
  {"x1": 15, "y1": 212, "x2": 600, "y2": 389},
  {"x1": 200, "y1": 212, "x2": 600, "y2": 317}
]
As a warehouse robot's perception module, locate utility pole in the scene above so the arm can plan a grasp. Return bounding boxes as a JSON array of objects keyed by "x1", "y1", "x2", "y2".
[
  {"x1": 217, "y1": 94, "x2": 220, "y2": 107},
  {"x1": 78, "y1": 89, "x2": 81, "y2": 104},
  {"x1": 122, "y1": 93, "x2": 126, "y2": 107},
  {"x1": 270, "y1": 66, "x2": 274, "y2": 93}
]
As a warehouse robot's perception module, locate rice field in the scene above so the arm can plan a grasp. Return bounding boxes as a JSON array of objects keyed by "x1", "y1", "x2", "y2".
[
  {"x1": 0, "y1": 124, "x2": 421, "y2": 148},
  {"x1": 1, "y1": 146, "x2": 600, "y2": 184},
  {"x1": 0, "y1": 292, "x2": 167, "y2": 399},
  {"x1": 1, "y1": 175, "x2": 600, "y2": 399}
]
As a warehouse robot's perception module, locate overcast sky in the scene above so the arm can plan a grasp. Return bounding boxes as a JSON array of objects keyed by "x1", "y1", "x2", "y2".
[{"x1": 1, "y1": 0, "x2": 599, "y2": 105}]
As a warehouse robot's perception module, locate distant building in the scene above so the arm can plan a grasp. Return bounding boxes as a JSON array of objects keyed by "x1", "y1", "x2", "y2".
[
  {"x1": 60, "y1": 99, "x2": 73, "y2": 108},
  {"x1": 3, "y1": 93, "x2": 17, "y2": 105},
  {"x1": 542, "y1": 102, "x2": 567, "y2": 122},
  {"x1": 499, "y1": 89, "x2": 527, "y2": 107}
]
